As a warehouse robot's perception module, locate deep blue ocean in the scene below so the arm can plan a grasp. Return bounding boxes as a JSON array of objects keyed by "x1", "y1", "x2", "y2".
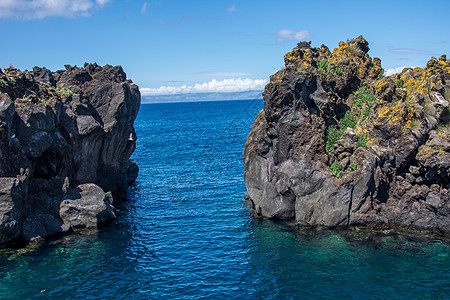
[{"x1": 0, "y1": 99, "x2": 449, "y2": 299}]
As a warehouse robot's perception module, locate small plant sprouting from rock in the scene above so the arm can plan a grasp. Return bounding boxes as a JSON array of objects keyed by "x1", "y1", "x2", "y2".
[
  {"x1": 361, "y1": 102, "x2": 374, "y2": 121},
  {"x1": 325, "y1": 125, "x2": 342, "y2": 155},
  {"x1": 56, "y1": 87, "x2": 74, "y2": 97},
  {"x1": 318, "y1": 58, "x2": 343, "y2": 76},
  {"x1": 339, "y1": 111, "x2": 357, "y2": 129},
  {"x1": 353, "y1": 87, "x2": 375, "y2": 108},
  {"x1": 330, "y1": 64, "x2": 343, "y2": 76},
  {"x1": 318, "y1": 59, "x2": 329, "y2": 74},
  {"x1": 347, "y1": 162, "x2": 357, "y2": 172},
  {"x1": 355, "y1": 134, "x2": 368, "y2": 149},
  {"x1": 330, "y1": 160, "x2": 342, "y2": 179},
  {"x1": 325, "y1": 111, "x2": 356, "y2": 155}
]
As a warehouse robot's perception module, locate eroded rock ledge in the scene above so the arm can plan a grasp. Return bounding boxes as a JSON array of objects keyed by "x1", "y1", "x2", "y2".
[
  {"x1": 244, "y1": 36, "x2": 450, "y2": 235},
  {"x1": 0, "y1": 63, "x2": 140, "y2": 246}
]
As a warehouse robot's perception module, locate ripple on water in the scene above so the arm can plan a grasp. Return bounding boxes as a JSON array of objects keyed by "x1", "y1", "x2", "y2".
[{"x1": 0, "y1": 100, "x2": 449, "y2": 299}]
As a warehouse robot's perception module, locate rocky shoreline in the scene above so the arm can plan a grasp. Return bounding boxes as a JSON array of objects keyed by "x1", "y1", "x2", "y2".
[
  {"x1": 0, "y1": 63, "x2": 140, "y2": 246},
  {"x1": 244, "y1": 36, "x2": 450, "y2": 235}
]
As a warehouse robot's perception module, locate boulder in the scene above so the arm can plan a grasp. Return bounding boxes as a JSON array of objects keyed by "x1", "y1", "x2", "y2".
[
  {"x1": 59, "y1": 183, "x2": 116, "y2": 229},
  {"x1": 127, "y1": 159, "x2": 139, "y2": 186}
]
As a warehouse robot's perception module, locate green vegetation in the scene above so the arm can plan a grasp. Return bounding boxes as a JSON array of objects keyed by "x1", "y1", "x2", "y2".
[
  {"x1": 325, "y1": 125, "x2": 342, "y2": 155},
  {"x1": 330, "y1": 160, "x2": 342, "y2": 179},
  {"x1": 396, "y1": 79, "x2": 404, "y2": 88},
  {"x1": 353, "y1": 86, "x2": 375, "y2": 121},
  {"x1": 444, "y1": 88, "x2": 450, "y2": 100},
  {"x1": 339, "y1": 111, "x2": 357, "y2": 129},
  {"x1": 325, "y1": 111, "x2": 356, "y2": 155},
  {"x1": 318, "y1": 59, "x2": 329, "y2": 74},
  {"x1": 347, "y1": 162, "x2": 357, "y2": 171},
  {"x1": 361, "y1": 102, "x2": 374, "y2": 121},
  {"x1": 318, "y1": 59, "x2": 343, "y2": 76},
  {"x1": 0, "y1": 77, "x2": 9, "y2": 91},
  {"x1": 355, "y1": 134, "x2": 368, "y2": 149},
  {"x1": 353, "y1": 87, "x2": 375, "y2": 108},
  {"x1": 330, "y1": 64, "x2": 343, "y2": 76},
  {"x1": 56, "y1": 87, "x2": 74, "y2": 97},
  {"x1": 325, "y1": 87, "x2": 375, "y2": 156}
]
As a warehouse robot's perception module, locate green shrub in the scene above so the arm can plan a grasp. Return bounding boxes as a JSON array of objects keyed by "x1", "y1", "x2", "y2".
[
  {"x1": 361, "y1": 101, "x2": 374, "y2": 121},
  {"x1": 330, "y1": 160, "x2": 342, "y2": 179},
  {"x1": 347, "y1": 162, "x2": 357, "y2": 172},
  {"x1": 353, "y1": 87, "x2": 375, "y2": 107},
  {"x1": 340, "y1": 111, "x2": 357, "y2": 129},
  {"x1": 355, "y1": 134, "x2": 368, "y2": 149},
  {"x1": 325, "y1": 125, "x2": 342, "y2": 155},
  {"x1": 396, "y1": 79, "x2": 404, "y2": 88},
  {"x1": 56, "y1": 87, "x2": 74, "y2": 97},
  {"x1": 325, "y1": 111, "x2": 357, "y2": 155},
  {"x1": 318, "y1": 59, "x2": 329, "y2": 74},
  {"x1": 444, "y1": 88, "x2": 450, "y2": 100},
  {"x1": 330, "y1": 64, "x2": 343, "y2": 76},
  {"x1": 318, "y1": 59, "x2": 343, "y2": 76}
]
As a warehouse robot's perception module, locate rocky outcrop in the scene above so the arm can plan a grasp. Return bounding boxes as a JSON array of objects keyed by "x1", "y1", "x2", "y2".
[
  {"x1": 0, "y1": 63, "x2": 140, "y2": 246},
  {"x1": 244, "y1": 36, "x2": 450, "y2": 235},
  {"x1": 59, "y1": 183, "x2": 116, "y2": 230}
]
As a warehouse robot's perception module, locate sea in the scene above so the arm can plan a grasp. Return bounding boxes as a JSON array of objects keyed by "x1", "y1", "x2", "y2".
[{"x1": 0, "y1": 99, "x2": 449, "y2": 299}]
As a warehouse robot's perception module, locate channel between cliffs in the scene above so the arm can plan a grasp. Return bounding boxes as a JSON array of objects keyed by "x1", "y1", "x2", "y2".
[
  {"x1": 244, "y1": 36, "x2": 450, "y2": 235},
  {"x1": 0, "y1": 63, "x2": 140, "y2": 246}
]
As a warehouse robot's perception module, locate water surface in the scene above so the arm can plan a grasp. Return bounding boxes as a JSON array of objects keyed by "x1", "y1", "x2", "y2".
[{"x1": 0, "y1": 100, "x2": 449, "y2": 299}]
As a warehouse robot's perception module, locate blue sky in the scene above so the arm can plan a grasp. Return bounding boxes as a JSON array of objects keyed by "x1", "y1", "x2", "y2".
[{"x1": 0, "y1": 0, "x2": 448, "y2": 101}]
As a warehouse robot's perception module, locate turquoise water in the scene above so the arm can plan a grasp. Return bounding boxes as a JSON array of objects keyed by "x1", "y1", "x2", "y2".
[{"x1": 0, "y1": 100, "x2": 449, "y2": 299}]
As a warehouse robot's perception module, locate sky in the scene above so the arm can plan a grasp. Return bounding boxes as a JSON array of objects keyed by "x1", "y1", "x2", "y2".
[{"x1": 0, "y1": 0, "x2": 449, "y2": 102}]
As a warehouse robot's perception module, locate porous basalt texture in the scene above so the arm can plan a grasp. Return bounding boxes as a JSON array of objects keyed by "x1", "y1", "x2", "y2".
[
  {"x1": 244, "y1": 36, "x2": 450, "y2": 235},
  {"x1": 0, "y1": 63, "x2": 140, "y2": 246}
]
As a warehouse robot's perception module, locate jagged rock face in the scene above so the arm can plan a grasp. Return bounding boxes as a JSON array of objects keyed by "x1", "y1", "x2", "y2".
[
  {"x1": 0, "y1": 63, "x2": 140, "y2": 246},
  {"x1": 244, "y1": 36, "x2": 450, "y2": 235},
  {"x1": 59, "y1": 183, "x2": 116, "y2": 230}
]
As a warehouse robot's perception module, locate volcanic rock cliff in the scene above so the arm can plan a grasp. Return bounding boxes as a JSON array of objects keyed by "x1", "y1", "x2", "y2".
[
  {"x1": 0, "y1": 63, "x2": 140, "y2": 246},
  {"x1": 244, "y1": 36, "x2": 450, "y2": 235}
]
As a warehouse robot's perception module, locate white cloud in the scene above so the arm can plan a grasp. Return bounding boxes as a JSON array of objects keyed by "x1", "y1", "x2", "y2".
[
  {"x1": 389, "y1": 48, "x2": 431, "y2": 55},
  {"x1": 141, "y1": 2, "x2": 148, "y2": 14},
  {"x1": 0, "y1": 0, "x2": 111, "y2": 19},
  {"x1": 228, "y1": 4, "x2": 237, "y2": 12},
  {"x1": 276, "y1": 29, "x2": 311, "y2": 43},
  {"x1": 384, "y1": 66, "x2": 415, "y2": 76},
  {"x1": 140, "y1": 78, "x2": 268, "y2": 96},
  {"x1": 95, "y1": 0, "x2": 111, "y2": 5}
]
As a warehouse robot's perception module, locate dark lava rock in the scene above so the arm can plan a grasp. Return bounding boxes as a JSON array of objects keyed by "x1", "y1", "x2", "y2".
[
  {"x1": 60, "y1": 183, "x2": 116, "y2": 230},
  {"x1": 127, "y1": 159, "x2": 139, "y2": 186},
  {"x1": 0, "y1": 63, "x2": 140, "y2": 246},
  {"x1": 244, "y1": 37, "x2": 450, "y2": 236}
]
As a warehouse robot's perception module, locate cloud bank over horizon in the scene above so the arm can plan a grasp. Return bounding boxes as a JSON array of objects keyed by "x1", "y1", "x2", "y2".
[
  {"x1": 140, "y1": 78, "x2": 268, "y2": 97},
  {"x1": 384, "y1": 66, "x2": 416, "y2": 76},
  {"x1": 0, "y1": 0, "x2": 111, "y2": 19},
  {"x1": 141, "y1": 91, "x2": 263, "y2": 103}
]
